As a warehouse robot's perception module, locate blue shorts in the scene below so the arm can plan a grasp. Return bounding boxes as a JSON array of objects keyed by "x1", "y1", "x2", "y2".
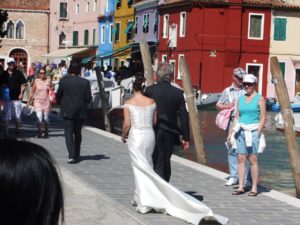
[{"x1": 235, "y1": 129, "x2": 259, "y2": 155}]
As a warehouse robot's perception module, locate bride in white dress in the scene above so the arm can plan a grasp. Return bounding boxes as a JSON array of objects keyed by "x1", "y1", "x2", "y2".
[{"x1": 121, "y1": 75, "x2": 228, "y2": 225}]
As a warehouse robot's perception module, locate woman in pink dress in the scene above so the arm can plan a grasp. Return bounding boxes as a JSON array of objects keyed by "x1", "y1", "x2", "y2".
[{"x1": 27, "y1": 68, "x2": 52, "y2": 138}]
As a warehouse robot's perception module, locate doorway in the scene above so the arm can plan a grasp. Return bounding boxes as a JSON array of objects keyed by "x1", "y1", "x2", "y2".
[
  {"x1": 246, "y1": 63, "x2": 263, "y2": 93},
  {"x1": 295, "y1": 69, "x2": 300, "y2": 95},
  {"x1": 9, "y1": 48, "x2": 28, "y2": 74}
]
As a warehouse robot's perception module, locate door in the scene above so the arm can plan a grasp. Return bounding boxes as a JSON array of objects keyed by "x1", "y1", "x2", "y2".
[
  {"x1": 246, "y1": 64, "x2": 263, "y2": 94},
  {"x1": 295, "y1": 69, "x2": 300, "y2": 94},
  {"x1": 9, "y1": 48, "x2": 28, "y2": 74}
]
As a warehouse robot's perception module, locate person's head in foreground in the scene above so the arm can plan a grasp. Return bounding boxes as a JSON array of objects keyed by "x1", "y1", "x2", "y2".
[
  {"x1": 0, "y1": 139, "x2": 64, "y2": 225},
  {"x1": 243, "y1": 74, "x2": 257, "y2": 95},
  {"x1": 156, "y1": 63, "x2": 174, "y2": 83}
]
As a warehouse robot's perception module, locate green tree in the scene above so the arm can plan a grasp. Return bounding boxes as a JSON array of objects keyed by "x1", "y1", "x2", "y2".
[{"x1": 0, "y1": 9, "x2": 8, "y2": 48}]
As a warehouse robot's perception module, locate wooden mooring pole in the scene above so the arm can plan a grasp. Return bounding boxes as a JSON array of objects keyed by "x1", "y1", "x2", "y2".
[
  {"x1": 179, "y1": 58, "x2": 207, "y2": 165},
  {"x1": 270, "y1": 56, "x2": 300, "y2": 198},
  {"x1": 95, "y1": 66, "x2": 111, "y2": 132},
  {"x1": 139, "y1": 35, "x2": 154, "y2": 86}
]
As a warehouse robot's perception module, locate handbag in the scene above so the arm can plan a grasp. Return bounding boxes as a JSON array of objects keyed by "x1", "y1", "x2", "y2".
[
  {"x1": 215, "y1": 108, "x2": 234, "y2": 130},
  {"x1": 49, "y1": 89, "x2": 56, "y2": 104}
]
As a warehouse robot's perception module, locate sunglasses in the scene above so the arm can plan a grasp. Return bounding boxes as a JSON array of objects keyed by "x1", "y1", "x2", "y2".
[{"x1": 243, "y1": 82, "x2": 254, "y2": 87}]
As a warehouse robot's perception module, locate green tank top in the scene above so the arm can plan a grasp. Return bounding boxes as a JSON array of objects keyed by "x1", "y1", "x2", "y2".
[{"x1": 238, "y1": 93, "x2": 261, "y2": 124}]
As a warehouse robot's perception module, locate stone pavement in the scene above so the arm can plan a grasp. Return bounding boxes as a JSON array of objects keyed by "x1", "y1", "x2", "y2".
[{"x1": 2, "y1": 113, "x2": 300, "y2": 225}]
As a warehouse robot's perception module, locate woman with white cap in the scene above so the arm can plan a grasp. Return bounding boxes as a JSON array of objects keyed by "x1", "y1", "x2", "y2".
[{"x1": 227, "y1": 74, "x2": 266, "y2": 196}]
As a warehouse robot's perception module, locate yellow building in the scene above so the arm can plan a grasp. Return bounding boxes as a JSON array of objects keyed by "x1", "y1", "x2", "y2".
[{"x1": 112, "y1": 0, "x2": 134, "y2": 69}]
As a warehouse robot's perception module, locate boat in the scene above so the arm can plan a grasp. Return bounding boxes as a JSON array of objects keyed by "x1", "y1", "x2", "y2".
[
  {"x1": 195, "y1": 92, "x2": 221, "y2": 109},
  {"x1": 274, "y1": 112, "x2": 300, "y2": 136},
  {"x1": 271, "y1": 103, "x2": 300, "y2": 112}
]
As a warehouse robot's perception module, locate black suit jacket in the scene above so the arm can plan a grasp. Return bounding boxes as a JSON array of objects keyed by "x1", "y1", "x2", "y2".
[
  {"x1": 145, "y1": 81, "x2": 190, "y2": 141},
  {"x1": 56, "y1": 75, "x2": 92, "y2": 120}
]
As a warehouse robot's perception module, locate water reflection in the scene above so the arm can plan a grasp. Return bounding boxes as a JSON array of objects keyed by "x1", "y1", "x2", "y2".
[{"x1": 174, "y1": 110, "x2": 300, "y2": 197}]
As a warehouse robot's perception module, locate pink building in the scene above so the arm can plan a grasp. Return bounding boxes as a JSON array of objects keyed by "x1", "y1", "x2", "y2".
[{"x1": 46, "y1": 0, "x2": 101, "y2": 64}]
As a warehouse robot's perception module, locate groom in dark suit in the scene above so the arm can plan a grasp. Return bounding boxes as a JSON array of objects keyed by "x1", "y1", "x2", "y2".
[
  {"x1": 56, "y1": 60, "x2": 92, "y2": 164},
  {"x1": 145, "y1": 63, "x2": 190, "y2": 182}
]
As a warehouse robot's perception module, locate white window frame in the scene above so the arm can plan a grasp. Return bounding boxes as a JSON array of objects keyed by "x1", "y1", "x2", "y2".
[
  {"x1": 100, "y1": 25, "x2": 105, "y2": 44},
  {"x1": 248, "y1": 13, "x2": 264, "y2": 40},
  {"x1": 179, "y1": 12, "x2": 186, "y2": 37},
  {"x1": 115, "y1": 22, "x2": 121, "y2": 42},
  {"x1": 163, "y1": 14, "x2": 169, "y2": 39},
  {"x1": 76, "y1": 4, "x2": 80, "y2": 14},
  {"x1": 86, "y1": 1, "x2": 90, "y2": 13},
  {"x1": 134, "y1": 16, "x2": 139, "y2": 34},
  {"x1": 177, "y1": 54, "x2": 184, "y2": 79},
  {"x1": 169, "y1": 59, "x2": 176, "y2": 80},
  {"x1": 109, "y1": 24, "x2": 113, "y2": 43},
  {"x1": 246, "y1": 63, "x2": 263, "y2": 94},
  {"x1": 94, "y1": 0, "x2": 97, "y2": 11},
  {"x1": 143, "y1": 13, "x2": 150, "y2": 34},
  {"x1": 162, "y1": 54, "x2": 167, "y2": 63},
  {"x1": 106, "y1": 0, "x2": 109, "y2": 12}
]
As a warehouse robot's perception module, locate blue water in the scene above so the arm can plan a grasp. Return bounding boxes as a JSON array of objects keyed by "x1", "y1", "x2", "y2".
[{"x1": 175, "y1": 110, "x2": 300, "y2": 197}]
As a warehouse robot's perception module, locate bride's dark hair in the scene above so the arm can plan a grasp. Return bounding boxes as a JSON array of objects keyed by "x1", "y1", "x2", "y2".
[{"x1": 132, "y1": 72, "x2": 146, "y2": 93}]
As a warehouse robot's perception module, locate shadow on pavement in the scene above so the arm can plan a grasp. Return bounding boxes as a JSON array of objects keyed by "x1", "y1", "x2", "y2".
[
  {"x1": 185, "y1": 191, "x2": 204, "y2": 201},
  {"x1": 79, "y1": 154, "x2": 110, "y2": 162}
]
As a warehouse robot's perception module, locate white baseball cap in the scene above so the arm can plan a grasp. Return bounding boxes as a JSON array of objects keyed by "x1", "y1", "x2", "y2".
[
  {"x1": 243, "y1": 74, "x2": 257, "y2": 83},
  {"x1": 7, "y1": 57, "x2": 15, "y2": 64}
]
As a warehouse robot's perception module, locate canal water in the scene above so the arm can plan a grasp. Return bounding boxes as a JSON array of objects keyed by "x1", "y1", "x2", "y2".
[{"x1": 173, "y1": 110, "x2": 300, "y2": 197}]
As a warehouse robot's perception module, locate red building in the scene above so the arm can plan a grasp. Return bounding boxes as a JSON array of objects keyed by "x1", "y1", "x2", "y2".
[{"x1": 157, "y1": 0, "x2": 271, "y2": 96}]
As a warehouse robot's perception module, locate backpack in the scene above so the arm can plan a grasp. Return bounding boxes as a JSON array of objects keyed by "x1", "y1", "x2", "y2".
[{"x1": 215, "y1": 108, "x2": 234, "y2": 130}]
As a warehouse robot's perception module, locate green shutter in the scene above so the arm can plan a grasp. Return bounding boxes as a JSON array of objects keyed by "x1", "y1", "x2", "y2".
[
  {"x1": 280, "y1": 18, "x2": 287, "y2": 41},
  {"x1": 73, "y1": 31, "x2": 78, "y2": 46},
  {"x1": 279, "y1": 62, "x2": 285, "y2": 79},
  {"x1": 125, "y1": 22, "x2": 133, "y2": 34},
  {"x1": 93, "y1": 29, "x2": 96, "y2": 45},
  {"x1": 84, "y1": 30, "x2": 89, "y2": 45},
  {"x1": 274, "y1": 18, "x2": 287, "y2": 41}
]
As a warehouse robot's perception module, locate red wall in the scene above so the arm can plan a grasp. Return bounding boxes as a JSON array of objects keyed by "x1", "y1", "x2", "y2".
[{"x1": 158, "y1": 2, "x2": 271, "y2": 95}]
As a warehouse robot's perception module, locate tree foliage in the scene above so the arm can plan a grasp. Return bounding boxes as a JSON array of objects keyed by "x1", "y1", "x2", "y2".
[{"x1": 0, "y1": 9, "x2": 8, "y2": 48}]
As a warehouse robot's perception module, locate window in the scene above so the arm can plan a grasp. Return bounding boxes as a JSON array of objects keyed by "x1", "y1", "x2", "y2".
[
  {"x1": 106, "y1": 0, "x2": 109, "y2": 12},
  {"x1": 134, "y1": 16, "x2": 138, "y2": 34},
  {"x1": 59, "y1": 2, "x2": 68, "y2": 19},
  {"x1": 93, "y1": 28, "x2": 96, "y2": 45},
  {"x1": 180, "y1": 12, "x2": 186, "y2": 37},
  {"x1": 15, "y1": 21, "x2": 24, "y2": 39},
  {"x1": 116, "y1": 0, "x2": 121, "y2": 8},
  {"x1": 128, "y1": 0, "x2": 133, "y2": 7},
  {"x1": 7, "y1": 20, "x2": 14, "y2": 38},
  {"x1": 100, "y1": 25, "x2": 105, "y2": 44},
  {"x1": 73, "y1": 31, "x2": 78, "y2": 46},
  {"x1": 162, "y1": 54, "x2": 167, "y2": 62},
  {"x1": 76, "y1": 4, "x2": 80, "y2": 14},
  {"x1": 169, "y1": 60, "x2": 176, "y2": 78},
  {"x1": 143, "y1": 14, "x2": 149, "y2": 34},
  {"x1": 115, "y1": 22, "x2": 120, "y2": 42},
  {"x1": 109, "y1": 24, "x2": 113, "y2": 43},
  {"x1": 86, "y1": 1, "x2": 90, "y2": 12},
  {"x1": 125, "y1": 21, "x2": 133, "y2": 42},
  {"x1": 279, "y1": 62, "x2": 286, "y2": 79},
  {"x1": 163, "y1": 14, "x2": 169, "y2": 38},
  {"x1": 274, "y1": 18, "x2": 287, "y2": 41},
  {"x1": 84, "y1": 29, "x2": 89, "y2": 45},
  {"x1": 154, "y1": 13, "x2": 158, "y2": 34},
  {"x1": 94, "y1": 0, "x2": 97, "y2": 11},
  {"x1": 178, "y1": 54, "x2": 184, "y2": 79},
  {"x1": 59, "y1": 32, "x2": 66, "y2": 46},
  {"x1": 248, "y1": 13, "x2": 264, "y2": 40}
]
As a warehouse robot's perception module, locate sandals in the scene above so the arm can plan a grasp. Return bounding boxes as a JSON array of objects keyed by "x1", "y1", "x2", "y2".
[
  {"x1": 232, "y1": 190, "x2": 245, "y2": 195},
  {"x1": 248, "y1": 191, "x2": 258, "y2": 197}
]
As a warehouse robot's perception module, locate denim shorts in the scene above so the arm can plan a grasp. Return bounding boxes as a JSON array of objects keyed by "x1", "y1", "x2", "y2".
[{"x1": 235, "y1": 129, "x2": 259, "y2": 155}]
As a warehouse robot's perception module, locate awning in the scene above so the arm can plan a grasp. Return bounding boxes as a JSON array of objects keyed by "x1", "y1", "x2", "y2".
[
  {"x1": 81, "y1": 55, "x2": 95, "y2": 64},
  {"x1": 43, "y1": 48, "x2": 88, "y2": 58}
]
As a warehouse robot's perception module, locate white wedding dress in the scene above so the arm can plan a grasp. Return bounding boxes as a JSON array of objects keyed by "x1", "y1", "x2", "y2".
[{"x1": 125, "y1": 103, "x2": 228, "y2": 225}]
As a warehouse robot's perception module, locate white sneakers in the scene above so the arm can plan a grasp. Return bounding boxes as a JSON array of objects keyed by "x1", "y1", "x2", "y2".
[
  {"x1": 225, "y1": 178, "x2": 252, "y2": 187},
  {"x1": 225, "y1": 178, "x2": 238, "y2": 186}
]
